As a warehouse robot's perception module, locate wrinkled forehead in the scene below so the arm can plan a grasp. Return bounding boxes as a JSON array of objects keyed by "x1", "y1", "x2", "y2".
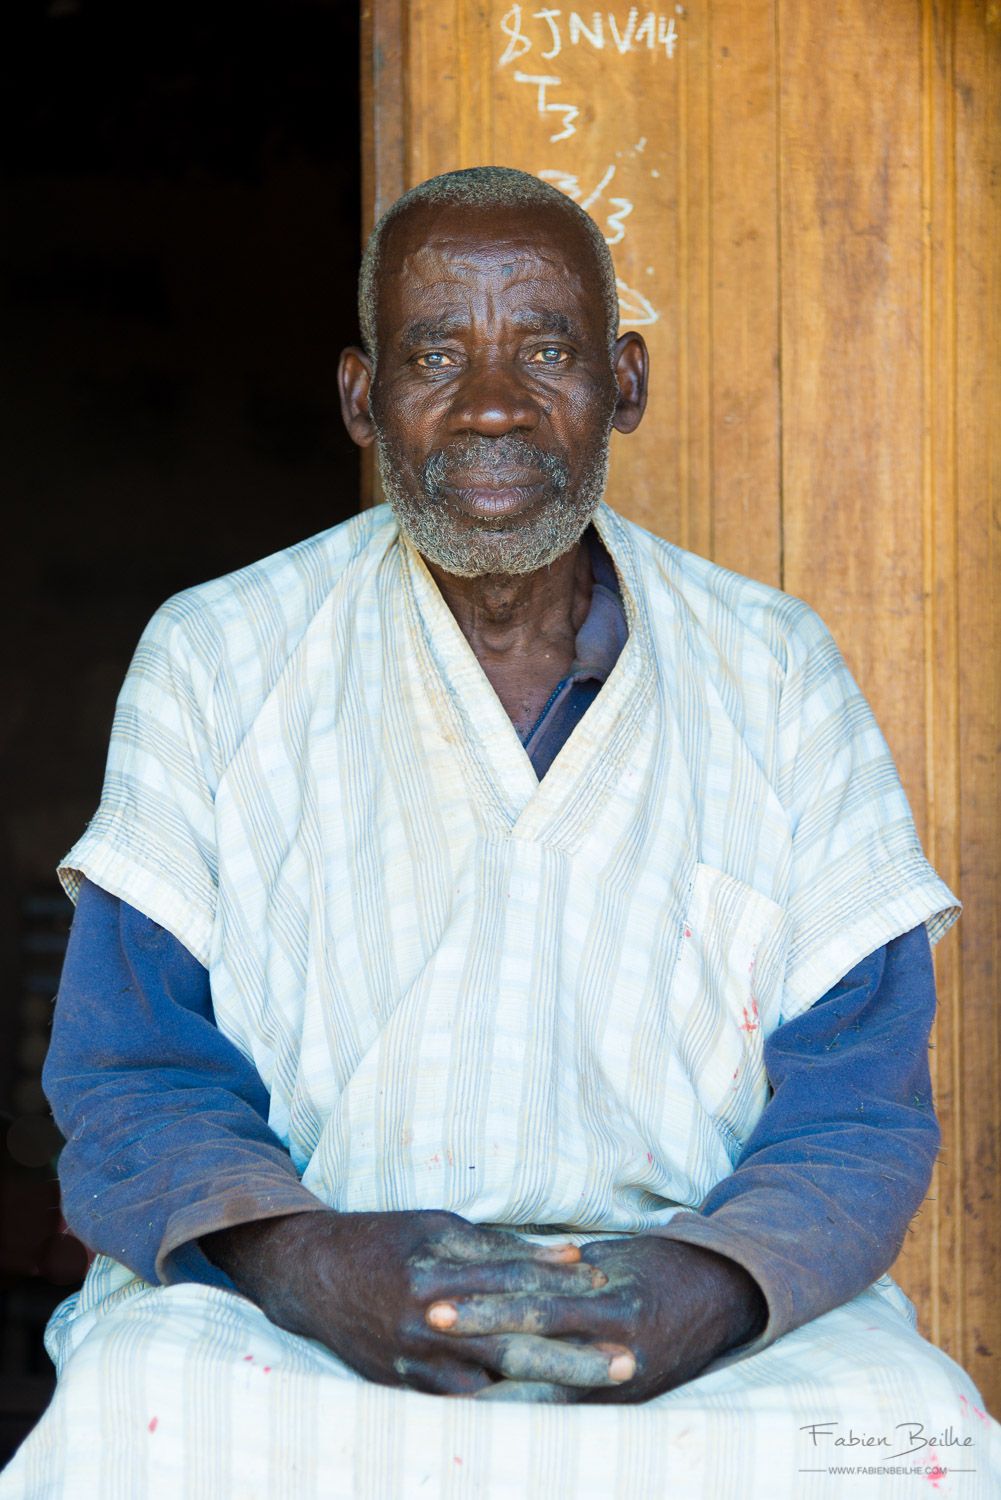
[{"x1": 374, "y1": 201, "x2": 604, "y2": 336}]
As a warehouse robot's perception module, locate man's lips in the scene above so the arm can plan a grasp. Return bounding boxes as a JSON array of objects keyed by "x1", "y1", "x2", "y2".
[
  {"x1": 441, "y1": 473, "x2": 547, "y2": 520},
  {"x1": 445, "y1": 466, "x2": 547, "y2": 488}
]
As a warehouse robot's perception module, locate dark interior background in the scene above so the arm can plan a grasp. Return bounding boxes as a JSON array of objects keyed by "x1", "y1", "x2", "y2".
[{"x1": 0, "y1": 0, "x2": 361, "y2": 1461}]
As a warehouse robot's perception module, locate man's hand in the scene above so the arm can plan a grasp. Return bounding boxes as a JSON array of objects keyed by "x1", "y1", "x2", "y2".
[
  {"x1": 425, "y1": 1235, "x2": 767, "y2": 1404},
  {"x1": 202, "y1": 1210, "x2": 635, "y2": 1397}
]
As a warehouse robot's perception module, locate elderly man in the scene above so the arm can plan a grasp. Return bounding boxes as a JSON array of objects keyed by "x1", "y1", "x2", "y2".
[{"x1": 4, "y1": 166, "x2": 998, "y2": 1497}]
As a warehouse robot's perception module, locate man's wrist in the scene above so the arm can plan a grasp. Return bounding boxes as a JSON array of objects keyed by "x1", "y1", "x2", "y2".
[
  {"x1": 698, "y1": 1245, "x2": 768, "y2": 1351},
  {"x1": 643, "y1": 1235, "x2": 768, "y2": 1358},
  {"x1": 201, "y1": 1209, "x2": 338, "y2": 1322}
]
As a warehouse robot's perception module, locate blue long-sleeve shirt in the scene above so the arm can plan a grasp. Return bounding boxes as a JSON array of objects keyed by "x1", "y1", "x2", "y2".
[
  {"x1": 44, "y1": 885, "x2": 939, "y2": 1341},
  {"x1": 651, "y1": 927, "x2": 940, "y2": 1345},
  {"x1": 42, "y1": 527, "x2": 942, "y2": 1340}
]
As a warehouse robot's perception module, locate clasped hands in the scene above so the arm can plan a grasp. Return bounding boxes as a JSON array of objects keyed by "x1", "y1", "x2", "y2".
[{"x1": 205, "y1": 1207, "x2": 765, "y2": 1404}]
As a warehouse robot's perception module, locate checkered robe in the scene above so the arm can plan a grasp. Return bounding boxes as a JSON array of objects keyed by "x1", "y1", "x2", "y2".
[{"x1": 4, "y1": 503, "x2": 997, "y2": 1497}]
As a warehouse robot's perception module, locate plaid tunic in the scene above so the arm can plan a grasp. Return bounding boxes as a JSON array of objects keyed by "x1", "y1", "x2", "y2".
[
  {"x1": 8, "y1": 502, "x2": 997, "y2": 1497},
  {"x1": 55, "y1": 500, "x2": 957, "y2": 1233}
]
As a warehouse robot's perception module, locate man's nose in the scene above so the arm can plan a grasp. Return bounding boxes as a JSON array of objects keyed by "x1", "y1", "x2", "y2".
[{"x1": 446, "y1": 360, "x2": 542, "y2": 436}]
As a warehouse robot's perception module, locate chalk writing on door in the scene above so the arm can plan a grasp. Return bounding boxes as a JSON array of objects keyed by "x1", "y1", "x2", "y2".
[
  {"x1": 499, "y1": 8, "x2": 679, "y2": 63},
  {"x1": 498, "y1": 4, "x2": 679, "y2": 325},
  {"x1": 538, "y1": 165, "x2": 633, "y2": 244}
]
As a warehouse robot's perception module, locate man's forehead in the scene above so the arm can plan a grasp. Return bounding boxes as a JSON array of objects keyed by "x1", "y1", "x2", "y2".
[
  {"x1": 381, "y1": 200, "x2": 596, "y2": 283},
  {"x1": 377, "y1": 204, "x2": 599, "y2": 328},
  {"x1": 395, "y1": 247, "x2": 587, "y2": 317},
  {"x1": 402, "y1": 238, "x2": 567, "y2": 279}
]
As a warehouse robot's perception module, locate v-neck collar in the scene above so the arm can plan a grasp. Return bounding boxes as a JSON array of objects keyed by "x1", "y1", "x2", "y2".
[
  {"x1": 519, "y1": 527, "x2": 628, "y2": 777},
  {"x1": 397, "y1": 502, "x2": 655, "y2": 847}
]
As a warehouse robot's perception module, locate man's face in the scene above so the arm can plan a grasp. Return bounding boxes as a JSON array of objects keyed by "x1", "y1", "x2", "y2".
[{"x1": 346, "y1": 201, "x2": 641, "y2": 577}]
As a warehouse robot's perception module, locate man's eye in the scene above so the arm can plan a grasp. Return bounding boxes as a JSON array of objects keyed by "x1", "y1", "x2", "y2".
[
  {"x1": 530, "y1": 347, "x2": 571, "y2": 365},
  {"x1": 415, "y1": 351, "x2": 455, "y2": 368}
]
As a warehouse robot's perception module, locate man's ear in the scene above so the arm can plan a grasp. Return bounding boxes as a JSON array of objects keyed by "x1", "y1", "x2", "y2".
[
  {"x1": 338, "y1": 347, "x2": 376, "y2": 447},
  {"x1": 610, "y1": 332, "x2": 649, "y2": 435}
]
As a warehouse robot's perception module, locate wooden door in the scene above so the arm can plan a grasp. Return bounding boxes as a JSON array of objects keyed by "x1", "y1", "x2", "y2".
[{"x1": 361, "y1": 0, "x2": 1001, "y2": 1409}]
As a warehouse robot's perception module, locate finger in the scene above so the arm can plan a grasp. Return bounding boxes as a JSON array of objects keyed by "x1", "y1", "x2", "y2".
[
  {"x1": 458, "y1": 1334, "x2": 636, "y2": 1388},
  {"x1": 430, "y1": 1225, "x2": 580, "y2": 1265},
  {"x1": 426, "y1": 1291, "x2": 608, "y2": 1338},
  {"x1": 473, "y1": 1380, "x2": 580, "y2": 1405},
  {"x1": 418, "y1": 1259, "x2": 606, "y2": 1302},
  {"x1": 392, "y1": 1355, "x2": 494, "y2": 1398}
]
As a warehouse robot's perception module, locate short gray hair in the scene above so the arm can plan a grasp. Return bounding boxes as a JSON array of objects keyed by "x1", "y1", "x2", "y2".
[{"x1": 358, "y1": 166, "x2": 619, "y2": 364}]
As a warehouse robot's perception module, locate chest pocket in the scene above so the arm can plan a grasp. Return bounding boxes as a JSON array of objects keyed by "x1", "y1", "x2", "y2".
[{"x1": 670, "y1": 862, "x2": 788, "y2": 1155}]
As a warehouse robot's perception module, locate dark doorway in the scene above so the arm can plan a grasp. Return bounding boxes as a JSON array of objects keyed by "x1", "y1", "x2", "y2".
[{"x1": 1, "y1": 0, "x2": 361, "y2": 1462}]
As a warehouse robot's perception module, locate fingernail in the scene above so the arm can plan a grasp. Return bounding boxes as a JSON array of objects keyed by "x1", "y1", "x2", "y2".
[
  {"x1": 541, "y1": 1245, "x2": 579, "y2": 1262},
  {"x1": 608, "y1": 1353, "x2": 636, "y2": 1382},
  {"x1": 427, "y1": 1303, "x2": 457, "y2": 1330},
  {"x1": 590, "y1": 1269, "x2": 608, "y2": 1289}
]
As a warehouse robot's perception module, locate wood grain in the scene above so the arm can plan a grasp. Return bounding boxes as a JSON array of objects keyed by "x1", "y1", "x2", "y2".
[
  {"x1": 708, "y1": 0, "x2": 781, "y2": 584},
  {"x1": 951, "y1": 0, "x2": 1000, "y2": 1399}
]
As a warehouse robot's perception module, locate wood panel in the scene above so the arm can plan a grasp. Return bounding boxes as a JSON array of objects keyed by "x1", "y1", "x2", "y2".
[
  {"x1": 950, "y1": 0, "x2": 1000, "y2": 1401},
  {"x1": 918, "y1": 0, "x2": 962, "y2": 1365},
  {"x1": 361, "y1": 0, "x2": 1001, "y2": 1410},
  {"x1": 709, "y1": 0, "x2": 781, "y2": 580}
]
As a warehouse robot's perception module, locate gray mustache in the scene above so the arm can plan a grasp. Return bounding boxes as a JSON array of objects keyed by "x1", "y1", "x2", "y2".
[{"x1": 422, "y1": 437, "x2": 568, "y2": 493}]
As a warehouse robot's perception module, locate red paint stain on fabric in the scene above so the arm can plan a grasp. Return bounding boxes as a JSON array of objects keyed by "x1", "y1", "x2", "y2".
[
  {"x1": 959, "y1": 1391, "x2": 989, "y2": 1422},
  {"x1": 646, "y1": 1151, "x2": 654, "y2": 1165},
  {"x1": 453, "y1": 1457, "x2": 463, "y2": 1467},
  {"x1": 740, "y1": 998, "x2": 759, "y2": 1033},
  {"x1": 925, "y1": 1452, "x2": 945, "y2": 1487},
  {"x1": 683, "y1": 927, "x2": 692, "y2": 939},
  {"x1": 243, "y1": 1354, "x2": 254, "y2": 1362},
  {"x1": 147, "y1": 1417, "x2": 158, "y2": 1433},
  {"x1": 263, "y1": 1366, "x2": 271, "y2": 1374}
]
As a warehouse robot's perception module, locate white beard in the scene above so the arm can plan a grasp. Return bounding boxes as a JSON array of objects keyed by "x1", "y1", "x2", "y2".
[{"x1": 373, "y1": 428, "x2": 613, "y2": 578}]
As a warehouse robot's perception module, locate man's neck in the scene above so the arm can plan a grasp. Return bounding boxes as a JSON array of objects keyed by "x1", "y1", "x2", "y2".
[
  {"x1": 422, "y1": 536, "x2": 595, "y2": 738},
  {"x1": 423, "y1": 538, "x2": 593, "y2": 666}
]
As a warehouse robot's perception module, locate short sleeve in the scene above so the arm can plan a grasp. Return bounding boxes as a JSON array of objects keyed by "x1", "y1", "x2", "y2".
[
  {"x1": 776, "y1": 605, "x2": 959, "y2": 1020},
  {"x1": 58, "y1": 604, "x2": 220, "y2": 967}
]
